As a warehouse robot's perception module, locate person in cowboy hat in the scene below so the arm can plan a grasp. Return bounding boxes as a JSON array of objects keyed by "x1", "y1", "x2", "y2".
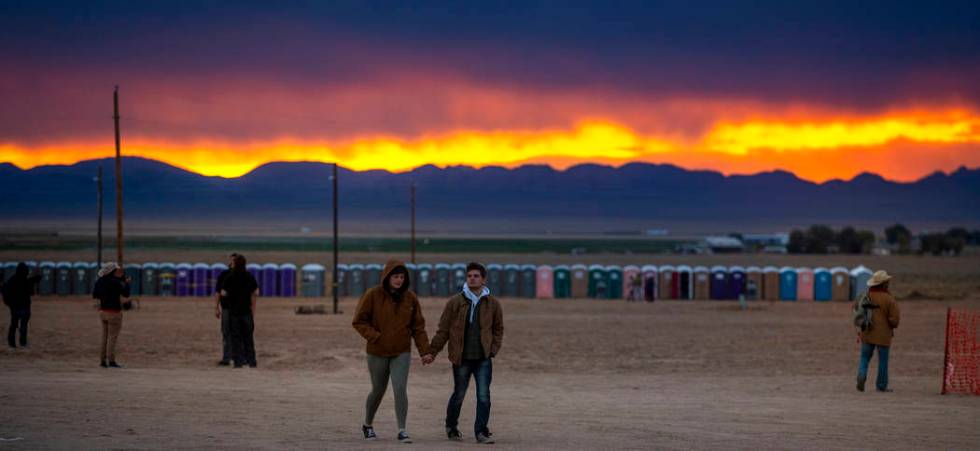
[
  {"x1": 92, "y1": 262, "x2": 131, "y2": 368},
  {"x1": 853, "y1": 270, "x2": 900, "y2": 392}
]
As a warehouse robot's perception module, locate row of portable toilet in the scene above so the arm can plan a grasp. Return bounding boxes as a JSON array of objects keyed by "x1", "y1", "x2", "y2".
[
  {"x1": 3, "y1": 261, "x2": 875, "y2": 302},
  {"x1": 0, "y1": 261, "x2": 310, "y2": 298}
]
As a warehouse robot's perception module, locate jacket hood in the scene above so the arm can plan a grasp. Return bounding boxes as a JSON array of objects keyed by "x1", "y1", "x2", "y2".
[
  {"x1": 14, "y1": 262, "x2": 29, "y2": 277},
  {"x1": 381, "y1": 259, "x2": 411, "y2": 294}
]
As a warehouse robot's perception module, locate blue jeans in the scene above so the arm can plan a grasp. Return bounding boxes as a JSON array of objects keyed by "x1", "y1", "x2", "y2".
[
  {"x1": 446, "y1": 358, "x2": 492, "y2": 436},
  {"x1": 857, "y1": 343, "x2": 889, "y2": 391}
]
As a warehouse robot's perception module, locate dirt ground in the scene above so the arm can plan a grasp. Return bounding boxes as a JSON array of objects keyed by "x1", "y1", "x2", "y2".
[{"x1": 1, "y1": 294, "x2": 979, "y2": 450}]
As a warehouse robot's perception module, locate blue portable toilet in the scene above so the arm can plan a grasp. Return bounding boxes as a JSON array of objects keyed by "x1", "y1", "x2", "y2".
[
  {"x1": 158, "y1": 263, "x2": 176, "y2": 296},
  {"x1": 520, "y1": 264, "x2": 537, "y2": 298},
  {"x1": 435, "y1": 263, "x2": 451, "y2": 297},
  {"x1": 300, "y1": 263, "x2": 326, "y2": 297},
  {"x1": 487, "y1": 264, "x2": 503, "y2": 296},
  {"x1": 415, "y1": 263, "x2": 433, "y2": 297},
  {"x1": 279, "y1": 263, "x2": 297, "y2": 297},
  {"x1": 37, "y1": 261, "x2": 55, "y2": 295},
  {"x1": 606, "y1": 265, "x2": 623, "y2": 299},
  {"x1": 175, "y1": 263, "x2": 192, "y2": 297},
  {"x1": 728, "y1": 266, "x2": 746, "y2": 299},
  {"x1": 849, "y1": 266, "x2": 873, "y2": 300},
  {"x1": 209, "y1": 263, "x2": 226, "y2": 295},
  {"x1": 55, "y1": 261, "x2": 72, "y2": 295},
  {"x1": 125, "y1": 263, "x2": 142, "y2": 296},
  {"x1": 813, "y1": 267, "x2": 832, "y2": 301},
  {"x1": 503, "y1": 264, "x2": 520, "y2": 298},
  {"x1": 709, "y1": 265, "x2": 728, "y2": 300},
  {"x1": 335, "y1": 264, "x2": 349, "y2": 297},
  {"x1": 451, "y1": 263, "x2": 466, "y2": 293},
  {"x1": 779, "y1": 266, "x2": 798, "y2": 301},
  {"x1": 72, "y1": 261, "x2": 90, "y2": 295},
  {"x1": 141, "y1": 263, "x2": 159, "y2": 296},
  {"x1": 261, "y1": 263, "x2": 279, "y2": 296},
  {"x1": 348, "y1": 263, "x2": 367, "y2": 298},
  {"x1": 190, "y1": 263, "x2": 208, "y2": 296},
  {"x1": 365, "y1": 264, "x2": 382, "y2": 288}
]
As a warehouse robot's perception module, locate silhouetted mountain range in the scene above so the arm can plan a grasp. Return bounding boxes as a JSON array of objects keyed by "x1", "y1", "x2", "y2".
[{"x1": 2, "y1": 158, "x2": 979, "y2": 228}]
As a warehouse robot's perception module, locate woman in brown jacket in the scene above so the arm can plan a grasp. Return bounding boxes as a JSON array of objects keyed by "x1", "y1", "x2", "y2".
[
  {"x1": 352, "y1": 260, "x2": 432, "y2": 443},
  {"x1": 854, "y1": 270, "x2": 900, "y2": 392}
]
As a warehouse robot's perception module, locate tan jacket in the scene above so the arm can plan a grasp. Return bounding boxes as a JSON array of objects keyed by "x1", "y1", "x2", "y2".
[
  {"x1": 855, "y1": 289, "x2": 900, "y2": 346},
  {"x1": 352, "y1": 260, "x2": 430, "y2": 357},
  {"x1": 430, "y1": 290, "x2": 504, "y2": 366}
]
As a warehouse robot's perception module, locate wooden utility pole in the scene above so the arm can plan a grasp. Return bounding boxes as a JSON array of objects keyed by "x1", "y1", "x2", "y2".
[
  {"x1": 410, "y1": 181, "x2": 416, "y2": 264},
  {"x1": 332, "y1": 162, "x2": 339, "y2": 314},
  {"x1": 96, "y1": 164, "x2": 104, "y2": 266},
  {"x1": 113, "y1": 86, "x2": 124, "y2": 265}
]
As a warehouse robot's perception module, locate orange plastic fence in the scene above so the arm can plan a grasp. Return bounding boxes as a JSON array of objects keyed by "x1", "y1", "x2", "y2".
[{"x1": 942, "y1": 308, "x2": 980, "y2": 395}]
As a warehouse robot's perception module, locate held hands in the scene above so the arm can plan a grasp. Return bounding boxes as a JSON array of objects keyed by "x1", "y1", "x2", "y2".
[{"x1": 421, "y1": 354, "x2": 434, "y2": 365}]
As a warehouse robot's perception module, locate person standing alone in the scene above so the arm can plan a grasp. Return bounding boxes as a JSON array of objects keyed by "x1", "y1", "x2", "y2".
[
  {"x1": 214, "y1": 253, "x2": 239, "y2": 366},
  {"x1": 854, "y1": 270, "x2": 900, "y2": 392},
  {"x1": 92, "y1": 262, "x2": 131, "y2": 368},
  {"x1": 221, "y1": 254, "x2": 259, "y2": 368}
]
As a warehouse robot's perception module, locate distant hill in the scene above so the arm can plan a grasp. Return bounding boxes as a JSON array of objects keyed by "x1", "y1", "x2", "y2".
[{"x1": 1, "y1": 158, "x2": 979, "y2": 232}]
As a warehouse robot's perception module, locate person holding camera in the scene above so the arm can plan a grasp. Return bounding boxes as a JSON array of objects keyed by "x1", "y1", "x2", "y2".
[{"x1": 92, "y1": 262, "x2": 131, "y2": 368}]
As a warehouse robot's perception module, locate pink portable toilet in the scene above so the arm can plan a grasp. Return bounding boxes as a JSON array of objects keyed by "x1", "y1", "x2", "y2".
[
  {"x1": 622, "y1": 265, "x2": 641, "y2": 301},
  {"x1": 536, "y1": 265, "x2": 554, "y2": 299},
  {"x1": 796, "y1": 267, "x2": 814, "y2": 301}
]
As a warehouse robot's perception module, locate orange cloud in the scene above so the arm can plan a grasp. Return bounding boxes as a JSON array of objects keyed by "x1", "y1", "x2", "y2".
[{"x1": 2, "y1": 110, "x2": 979, "y2": 182}]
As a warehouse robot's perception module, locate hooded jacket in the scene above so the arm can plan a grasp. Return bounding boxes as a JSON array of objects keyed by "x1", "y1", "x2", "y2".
[
  {"x1": 352, "y1": 260, "x2": 431, "y2": 357},
  {"x1": 2, "y1": 263, "x2": 41, "y2": 310}
]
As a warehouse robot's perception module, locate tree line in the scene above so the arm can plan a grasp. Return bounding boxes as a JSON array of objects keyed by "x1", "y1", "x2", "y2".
[{"x1": 787, "y1": 224, "x2": 979, "y2": 255}]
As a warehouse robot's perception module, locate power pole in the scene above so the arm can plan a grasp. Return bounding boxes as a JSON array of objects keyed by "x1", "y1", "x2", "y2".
[
  {"x1": 332, "y1": 162, "x2": 339, "y2": 314},
  {"x1": 96, "y1": 164, "x2": 104, "y2": 266},
  {"x1": 113, "y1": 86, "x2": 124, "y2": 265},
  {"x1": 410, "y1": 181, "x2": 416, "y2": 264}
]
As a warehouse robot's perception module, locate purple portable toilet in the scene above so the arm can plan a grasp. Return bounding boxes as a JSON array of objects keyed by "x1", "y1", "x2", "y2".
[
  {"x1": 210, "y1": 263, "x2": 227, "y2": 295},
  {"x1": 279, "y1": 263, "x2": 297, "y2": 297},
  {"x1": 260, "y1": 263, "x2": 279, "y2": 296},
  {"x1": 175, "y1": 263, "x2": 192, "y2": 297},
  {"x1": 192, "y1": 263, "x2": 209, "y2": 296}
]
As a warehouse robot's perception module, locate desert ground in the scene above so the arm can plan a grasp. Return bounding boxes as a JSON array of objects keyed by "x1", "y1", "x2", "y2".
[{"x1": 2, "y1": 289, "x2": 979, "y2": 450}]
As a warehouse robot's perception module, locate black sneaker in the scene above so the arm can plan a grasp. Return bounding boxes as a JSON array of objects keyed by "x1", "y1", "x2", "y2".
[
  {"x1": 876, "y1": 388, "x2": 893, "y2": 393},
  {"x1": 398, "y1": 431, "x2": 412, "y2": 444},
  {"x1": 108, "y1": 361, "x2": 124, "y2": 369},
  {"x1": 446, "y1": 427, "x2": 462, "y2": 441},
  {"x1": 248, "y1": 362, "x2": 257, "y2": 368},
  {"x1": 857, "y1": 376, "x2": 866, "y2": 392},
  {"x1": 100, "y1": 360, "x2": 108, "y2": 368},
  {"x1": 218, "y1": 360, "x2": 230, "y2": 366},
  {"x1": 362, "y1": 424, "x2": 376, "y2": 440},
  {"x1": 476, "y1": 431, "x2": 495, "y2": 444}
]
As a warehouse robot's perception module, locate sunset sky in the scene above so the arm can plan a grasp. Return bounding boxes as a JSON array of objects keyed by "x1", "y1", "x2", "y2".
[{"x1": 2, "y1": 1, "x2": 979, "y2": 182}]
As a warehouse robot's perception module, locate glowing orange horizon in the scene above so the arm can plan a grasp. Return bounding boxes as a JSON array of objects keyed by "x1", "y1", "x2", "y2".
[{"x1": 2, "y1": 110, "x2": 979, "y2": 183}]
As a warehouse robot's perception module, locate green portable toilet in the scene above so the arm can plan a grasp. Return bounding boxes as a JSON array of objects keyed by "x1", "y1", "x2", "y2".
[
  {"x1": 141, "y1": 263, "x2": 159, "y2": 296},
  {"x1": 38, "y1": 261, "x2": 55, "y2": 295},
  {"x1": 487, "y1": 264, "x2": 503, "y2": 296},
  {"x1": 300, "y1": 263, "x2": 326, "y2": 297},
  {"x1": 435, "y1": 263, "x2": 451, "y2": 297},
  {"x1": 553, "y1": 265, "x2": 571, "y2": 298},
  {"x1": 606, "y1": 265, "x2": 623, "y2": 299},
  {"x1": 503, "y1": 264, "x2": 520, "y2": 298},
  {"x1": 158, "y1": 263, "x2": 177, "y2": 296},
  {"x1": 72, "y1": 261, "x2": 90, "y2": 295},
  {"x1": 520, "y1": 264, "x2": 537, "y2": 298},
  {"x1": 587, "y1": 264, "x2": 609, "y2": 299},
  {"x1": 55, "y1": 261, "x2": 72, "y2": 295}
]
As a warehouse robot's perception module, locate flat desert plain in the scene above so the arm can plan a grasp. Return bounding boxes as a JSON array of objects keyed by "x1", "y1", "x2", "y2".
[{"x1": 2, "y1": 294, "x2": 979, "y2": 450}]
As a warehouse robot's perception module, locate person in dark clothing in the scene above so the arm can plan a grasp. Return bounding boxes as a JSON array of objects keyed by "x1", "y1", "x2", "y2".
[
  {"x1": 3, "y1": 263, "x2": 42, "y2": 348},
  {"x1": 214, "y1": 253, "x2": 239, "y2": 366},
  {"x1": 430, "y1": 262, "x2": 504, "y2": 444},
  {"x1": 92, "y1": 262, "x2": 131, "y2": 368},
  {"x1": 220, "y1": 254, "x2": 259, "y2": 368}
]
